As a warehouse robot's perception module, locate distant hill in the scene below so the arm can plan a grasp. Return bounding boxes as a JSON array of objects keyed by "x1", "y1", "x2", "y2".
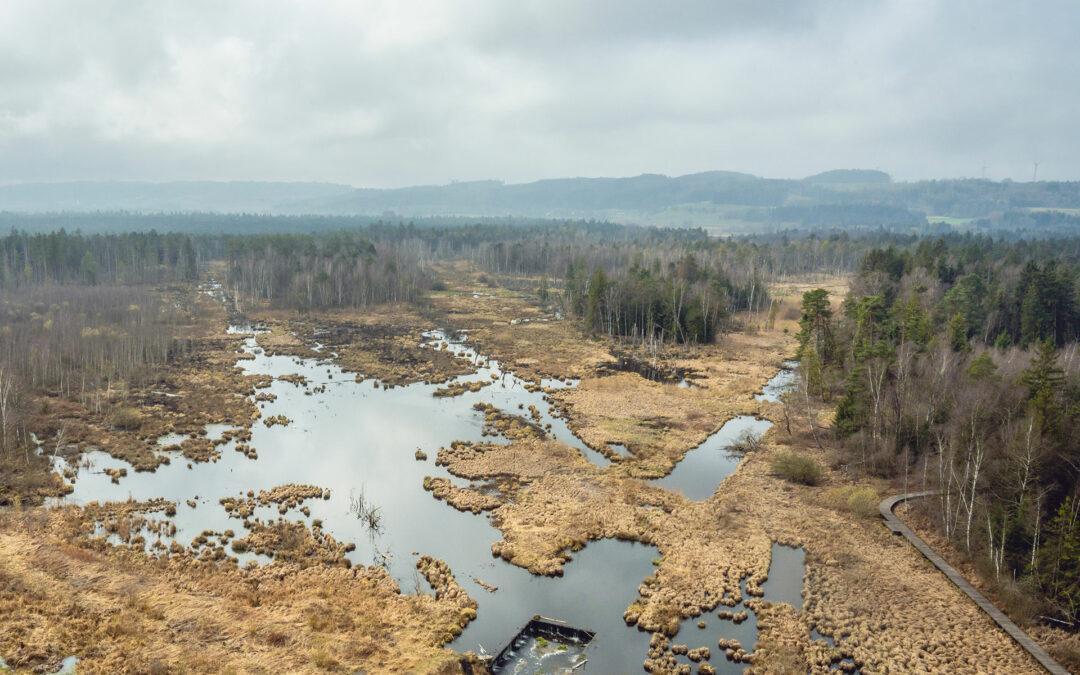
[
  {"x1": 312, "y1": 171, "x2": 778, "y2": 216},
  {"x1": 803, "y1": 169, "x2": 891, "y2": 185},
  {"x1": 2, "y1": 173, "x2": 1079, "y2": 231}
]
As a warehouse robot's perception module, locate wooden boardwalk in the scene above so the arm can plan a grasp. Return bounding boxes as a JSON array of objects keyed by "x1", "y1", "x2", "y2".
[{"x1": 880, "y1": 492, "x2": 1070, "y2": 675}]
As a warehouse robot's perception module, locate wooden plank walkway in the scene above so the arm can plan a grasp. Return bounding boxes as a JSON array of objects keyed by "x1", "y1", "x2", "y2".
[{"x1": 880, "y1": 492, "x2": 1070, "y2": 675}]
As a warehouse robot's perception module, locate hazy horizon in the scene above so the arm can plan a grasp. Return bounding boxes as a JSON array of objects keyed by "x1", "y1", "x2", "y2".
[
  {"x1": 0, "y1": 167, "x2": 1074, "y2": 192},
  {"x1": 2, "y1": 1, "x2": 1079, "y2": 186}
]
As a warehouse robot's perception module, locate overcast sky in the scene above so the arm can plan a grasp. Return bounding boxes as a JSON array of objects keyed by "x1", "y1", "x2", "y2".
[{"x1": 1, "y1": 1, "x2": 1077, "y2": 186}]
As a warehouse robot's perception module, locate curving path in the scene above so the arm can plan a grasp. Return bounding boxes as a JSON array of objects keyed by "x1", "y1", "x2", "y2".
[{"x1": 880, "y1": 492, "x2": 1069, "y2": 675}]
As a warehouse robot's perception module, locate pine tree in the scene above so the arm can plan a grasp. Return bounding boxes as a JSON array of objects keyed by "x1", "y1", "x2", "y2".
[
  {"x1": 585, "y1": 268, "x2": 607, "y2": 335},
  {"x1": 181, "y1": 237, "x2": 198, "y2": 281},
  {"x1": 797, "y1": 289, "x2": 834, "y2": 364},
  {"x1": 834, "y1": 370, "x2": 867, "y2": 437},
  {"x1": 1038, "y1": 497, "x2": 1080, "y2": 621},
  {"x1": 899, "y1": 295, "x2": 930, "y2": 346},
  {"x1": 1020, "y1": 282, "x2": 1042, "y2": 347},
  {"x1": 947, "y1": 312, "x2": 969, "y2": 352},
  {"x1": 1023, "y1": 339, "x2": 1065, "y2": 437},
  {"x1": 966, "y1": 352, "x2": 997, "y2": 380},
  {"x1": 79, "y1": 250, "x2": 98, "y2": 286}
]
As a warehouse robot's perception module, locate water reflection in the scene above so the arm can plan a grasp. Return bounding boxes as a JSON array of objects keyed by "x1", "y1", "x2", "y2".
[
  {"x1": 755, "y1": 361, "x2": 799, "y2": 402},
  {"x1": 762, "y1": 543, "x2": 805, "y2": 610},
  {"x1": 653, "y1": 417, "x2": 774, "y2": 501},
  {"x1": 52, "y1": 328, "x2": 656, "y2": 671}
]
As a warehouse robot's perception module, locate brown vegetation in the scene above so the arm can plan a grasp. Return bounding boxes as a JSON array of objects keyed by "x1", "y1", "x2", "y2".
[
  {"x1": 413, "y1": 275, "x2": 1046, "y2": 672},
  {"x1": 432, "y1": 379, "x2": 492, "y2": 398},
  {"x1": 9, "y1": 287, "x2": 262, "y2": 487},
  {"x1": 1, "y1": 267, "x2": 1059, "y2": 673},
  {"x1": 0, "y1": 507, "x2": 480, "y2": 674},
  {"x1": 422, "y1": 477, "x2": 503, "y2": 514},
  {"x1": 248, "y1": 306, "x2": 474, "y2": 387}
]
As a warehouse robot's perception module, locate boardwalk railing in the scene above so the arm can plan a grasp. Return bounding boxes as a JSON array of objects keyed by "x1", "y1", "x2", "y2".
[{"x1": 880, "y1": 492, "x2": 1069, "y2": 675}]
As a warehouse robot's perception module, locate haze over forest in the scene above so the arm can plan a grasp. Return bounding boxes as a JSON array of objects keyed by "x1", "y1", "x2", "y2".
[{"x1": 2, "y1": 170, "x2": 1079, "y2": 237}]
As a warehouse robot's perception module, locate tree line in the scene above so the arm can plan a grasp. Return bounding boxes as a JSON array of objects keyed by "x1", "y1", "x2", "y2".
[
  {"x1": 794, "y1": 235, "x2": 1080, "y2": 624},
  {"x1": 223, "y1": 232, "x2": 430, "y2": 311},
  {"x1": 0, "y1": 229, "x2": 198, "y2": 289}
]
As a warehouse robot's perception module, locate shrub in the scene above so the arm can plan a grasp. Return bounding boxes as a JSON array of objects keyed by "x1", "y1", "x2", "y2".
[
  {"x1": 824, "y1": 485, "x2": 879, "y2": 518},
  {"x1": 729, "y1": 430, "x2": 762, "y2": 455},
  {"x1": 771, "y1": 451, "x2": 823, "y2": 485},
  {"x1": 111, "y1": 406, "x2": 144, "y2": 430}
]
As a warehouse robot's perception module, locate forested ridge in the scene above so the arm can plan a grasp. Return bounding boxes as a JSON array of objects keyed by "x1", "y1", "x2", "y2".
[
  {"x1": 6, "y1": 174, "x2": 1078, "y2": 223},
  {"x1": 795, "y1": 235, "x2": 1080, "y2": 624}
]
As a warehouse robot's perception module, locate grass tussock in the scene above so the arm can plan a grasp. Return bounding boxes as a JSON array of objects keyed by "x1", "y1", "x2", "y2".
[
  {"x1": 1046, "y1": 632, "x2": 1080, "y2": 673},
  {"x1": 822, "y1": 485, "x2": 879, "y2": 518},
  {"x1": 310, "y1": 649, "x2": 341, "y2": 671},
  {"x1": 771, "y1": 451, "x2": 823, "y2": 486}
]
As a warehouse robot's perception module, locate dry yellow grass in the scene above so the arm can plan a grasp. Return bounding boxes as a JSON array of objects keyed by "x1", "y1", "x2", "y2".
[
  {"x1": 422, "y1": 273, "x2": 1044, "y2": 673},
  {"x1": 0, "y1": 508, "x2": 479, "y2": 674},
  {"x1": 427, "y1": 264, "x2": 612, "y2": 382},
  {"x1": 1, "y1": 272, "x2": 1053, "y2": 673}
]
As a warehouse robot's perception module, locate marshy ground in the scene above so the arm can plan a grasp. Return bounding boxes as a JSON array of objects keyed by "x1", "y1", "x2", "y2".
[{"x1": 0, "y1": 268, "x2": 1058, "y2": 673}]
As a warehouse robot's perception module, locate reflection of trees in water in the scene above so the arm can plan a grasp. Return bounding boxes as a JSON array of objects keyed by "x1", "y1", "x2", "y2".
[
  {"x1": 350, "y1": 484, "x2": 394, "y2": 570},
  {"x1": 372, "y1": 544, "x2": 394, "y2": 571},
  {"x1": 348, "y1": 485, "x2": 383, "y2": 534}
]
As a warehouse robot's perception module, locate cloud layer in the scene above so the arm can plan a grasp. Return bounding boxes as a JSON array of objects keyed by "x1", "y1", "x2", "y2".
[{"x1": 1, "y1": 1, "x2": 1077, "y2": 185}]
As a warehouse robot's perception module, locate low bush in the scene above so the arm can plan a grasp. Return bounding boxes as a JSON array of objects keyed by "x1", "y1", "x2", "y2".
[
  {"x1": 729, "y1": 430, "x2": 762, "y2": 455},
  {"x1": 771, "y1": 451, "x2": 823, "y2": 485},
  {"x1": 111, "y1": 406, "x2": 144, "y2": 431},
  {"x1": 823, "y1": 485, "x2": 879, "y2": 518}
]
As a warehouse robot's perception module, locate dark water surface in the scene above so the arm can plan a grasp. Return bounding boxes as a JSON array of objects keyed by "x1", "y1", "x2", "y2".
[
  {"x1": 653, "y1": 416, "x2": 774, "y2": 501},
  {"x1": 762, "y1": 543, "x2": 806, "y2": 610}
]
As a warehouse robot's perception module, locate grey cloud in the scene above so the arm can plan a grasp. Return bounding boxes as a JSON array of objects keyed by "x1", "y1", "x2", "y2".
[{"x1": 0, "y1": 0, "x2": 1077, "y2": 185}]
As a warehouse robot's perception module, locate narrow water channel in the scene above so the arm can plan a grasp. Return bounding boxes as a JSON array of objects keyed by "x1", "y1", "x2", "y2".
[
  {"x1": 761, "y1": 543, "x2": 806, "y2": 609},
  {"x1": 755, "y1": 360, "x2": 799, "y2": 402},
  {"x1": 653, "y1": 416, "x2": 774, "y2": 501},
  {"x1": 652, "y1": 359, "x2": 798, "y2": 501}
]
